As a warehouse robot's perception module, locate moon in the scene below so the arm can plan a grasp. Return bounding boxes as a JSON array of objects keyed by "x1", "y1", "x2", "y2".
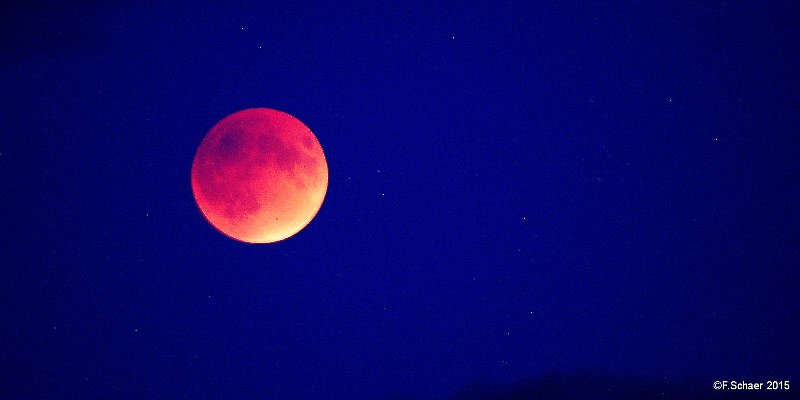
[{"x1": 191, "y1": 108, "x2": 328, "y2": 243}]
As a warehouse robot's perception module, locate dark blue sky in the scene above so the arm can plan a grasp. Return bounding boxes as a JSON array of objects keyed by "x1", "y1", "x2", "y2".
[{"x1": 2, "y1": 2, "x2": 799, "y2": 399}]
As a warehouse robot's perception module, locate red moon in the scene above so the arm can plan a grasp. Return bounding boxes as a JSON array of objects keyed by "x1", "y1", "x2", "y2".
[{"x1": 191, "y1": 108, "x2": 328, "y2": 243}]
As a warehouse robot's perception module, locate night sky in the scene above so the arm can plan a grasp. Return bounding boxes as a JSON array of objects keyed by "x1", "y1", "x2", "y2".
[{"x1": 2, "y1": 2, "x2": 799, "y2": 399}]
